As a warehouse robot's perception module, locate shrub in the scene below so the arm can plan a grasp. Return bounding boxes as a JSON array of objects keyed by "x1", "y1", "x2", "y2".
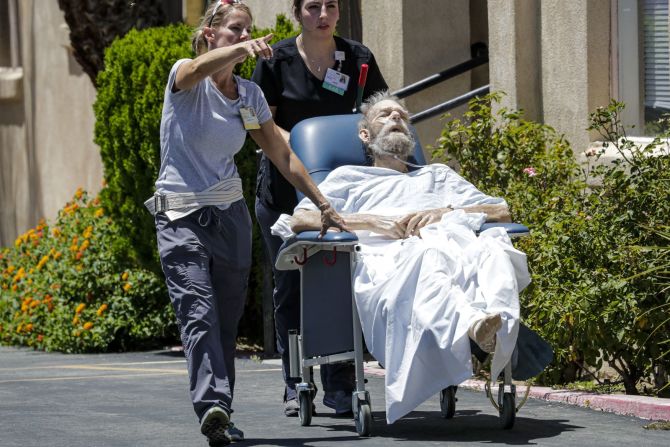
[
  {"x1": 433, "y1": 94, "x2": 670, "y2": 395},
  {"x1": 0, "y1": 190, "x2": 176, "y2": 353},
  {"x1": 93, "y1": 17, "x2": 298, "y2": 344}
]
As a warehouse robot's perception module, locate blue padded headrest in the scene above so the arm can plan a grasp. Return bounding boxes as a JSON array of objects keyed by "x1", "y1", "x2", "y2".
[{"x1": 289, "y1": 114, "x2": 426, "y2": 199}]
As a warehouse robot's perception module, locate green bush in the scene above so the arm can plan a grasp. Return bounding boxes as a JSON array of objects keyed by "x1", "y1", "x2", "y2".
[
  {"x1": 433, "y1": 94, "x2": 670, "y2": 395},
  {"x1": 93, "y1": 17, "x2": 298, "y2": 344},
  {"x1": 0, "y1": 190, "x2": 175, "y2": 353}
]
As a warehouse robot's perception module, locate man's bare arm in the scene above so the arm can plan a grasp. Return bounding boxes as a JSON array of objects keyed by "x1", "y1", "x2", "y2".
[
  {"x1": 460, "y1": 204, "x2": 511, "y2": 223},
  {"x1": 291, "y1": 210, "x2": 406, "y2": 239},
  {"x1": 401, "y1": 204, "x2": 511, "y2": 237}
]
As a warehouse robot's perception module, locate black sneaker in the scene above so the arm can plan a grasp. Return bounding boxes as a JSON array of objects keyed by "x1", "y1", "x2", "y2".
[
  {"x1": 224, "y1": 422, "x2": 244, "y2": 442},
  {"x1": 200, "y1": 406, "x2": 230, "y2": 446},
  {"x1": 323, "y1": 390, "x2": 353, "y2": 415}
]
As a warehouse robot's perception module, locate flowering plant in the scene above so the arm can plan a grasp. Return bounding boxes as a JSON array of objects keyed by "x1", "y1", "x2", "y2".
[
  {"x1": 433, "y1": 94, "x2": 670, "y2": 396},
  {"x1": 0, "y1": 189, "x2": 176, "y2": 353}
]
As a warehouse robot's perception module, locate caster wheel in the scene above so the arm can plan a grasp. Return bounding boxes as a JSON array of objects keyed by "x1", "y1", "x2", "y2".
[
  {"x1": 299, "y1": 391, "x2": 312, "y2": 426},
  {"x1": 440, "y1": 386, "x2": 457, "y2": 419},
  {"x1": 355, "y1": 401, "x2": 372, "y2": 436},
  {"x1": 499, "y1": 392, "x2": 516, "y2": 429}
]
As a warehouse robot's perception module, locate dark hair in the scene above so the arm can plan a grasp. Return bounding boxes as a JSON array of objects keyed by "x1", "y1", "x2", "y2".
[
  {"x1": 191, "y1": 1, "x2": 253, "y2": 55},
  {"x1": 292, "y1": 0, "x2": 340, "y2": 22}
]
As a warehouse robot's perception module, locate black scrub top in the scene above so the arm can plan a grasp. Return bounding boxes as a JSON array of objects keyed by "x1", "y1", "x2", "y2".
[{"x1": 252, "y1": 35, "x2": 388, "y2": 213}]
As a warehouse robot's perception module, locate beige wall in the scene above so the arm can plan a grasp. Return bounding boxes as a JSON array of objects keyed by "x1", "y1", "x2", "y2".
[
  {"x1": 489, "y1": 0, "x2": 611, "y2": 152},
  {"x1": 244, "y1": 0, "x2": 297, "y2": 29},
  {"x1": 0, "y1": 0, "x2": 101, "y2": 246},
  {"x1": 488, "y1": 0, "x2": 542, "y2": 122}
]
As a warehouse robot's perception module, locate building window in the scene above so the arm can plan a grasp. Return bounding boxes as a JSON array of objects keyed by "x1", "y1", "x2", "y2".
[
  {"x1": 618, "y1": 0, "x2": 670, "y2": 136},
  {"x1": 643, "y1": 0, "x2": 670, "y2": 133}
]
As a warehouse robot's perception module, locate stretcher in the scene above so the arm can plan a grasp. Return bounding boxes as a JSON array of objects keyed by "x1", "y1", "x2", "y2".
[{"x1": 275, "y1": 113, "x2": 553, "y2": 436}]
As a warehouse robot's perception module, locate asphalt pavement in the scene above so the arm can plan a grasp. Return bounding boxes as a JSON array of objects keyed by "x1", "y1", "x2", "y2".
[{"x1": 1, "y1": 346, "x2": 669, "y2": 446}]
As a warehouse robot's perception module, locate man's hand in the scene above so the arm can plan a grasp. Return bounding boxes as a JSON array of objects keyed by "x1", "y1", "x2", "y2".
[
  {"x1": 400, "y1": 208, "x2": 451, "y2": 238},
  {"x1": 367, "y1": 216, "x2": 407, "y2": 239}
]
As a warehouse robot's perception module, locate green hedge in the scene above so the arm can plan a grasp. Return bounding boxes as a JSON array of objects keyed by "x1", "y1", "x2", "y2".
[
  {"x1": 433, "y1": 94, "x2": 670, "y2": 395},
  {"x1": 93, "y1": 17, "x2": 298, "y2": 344}
]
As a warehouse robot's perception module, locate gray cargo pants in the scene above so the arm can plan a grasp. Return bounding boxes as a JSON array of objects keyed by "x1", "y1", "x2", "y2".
[{"x1": 155, "y1": 202, "x2": 251, "y2": 421}]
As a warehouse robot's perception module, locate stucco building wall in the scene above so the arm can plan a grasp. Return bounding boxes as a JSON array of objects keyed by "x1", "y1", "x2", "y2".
[
  {"x1": 488, "y1": 0, "x2": 611, "y2": 151},
  {"x1": 0, "y1": 0, "x2": 101, "y2": 246}
]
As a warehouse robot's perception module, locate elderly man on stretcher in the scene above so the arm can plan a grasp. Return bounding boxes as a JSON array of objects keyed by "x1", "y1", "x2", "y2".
[{"x1": 270, "y1": 92, "x2": 531, "y2": 424}]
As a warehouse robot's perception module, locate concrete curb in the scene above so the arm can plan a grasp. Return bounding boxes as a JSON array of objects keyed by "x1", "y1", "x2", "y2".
[{"x1": 362, "y1": 362, "x2": 670, "y2": 422}]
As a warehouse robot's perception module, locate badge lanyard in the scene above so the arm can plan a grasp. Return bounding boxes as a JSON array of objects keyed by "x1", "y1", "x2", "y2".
[{"x1": 322, "y1": 51, "x2": 349, "y2": 96}]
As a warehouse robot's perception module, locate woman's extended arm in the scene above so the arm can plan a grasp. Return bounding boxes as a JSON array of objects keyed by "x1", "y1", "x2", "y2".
[
  {"x1": 174, "y1": 34, "x2": 273, "y2": 91},
  {"x1": 249, "y1": 119, "x2": 348, "y2": 235}
]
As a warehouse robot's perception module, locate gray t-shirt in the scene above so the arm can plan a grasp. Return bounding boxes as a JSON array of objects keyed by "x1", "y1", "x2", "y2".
[{"x1": 155, "y1": 59, "x2": 272, "y2": 199}]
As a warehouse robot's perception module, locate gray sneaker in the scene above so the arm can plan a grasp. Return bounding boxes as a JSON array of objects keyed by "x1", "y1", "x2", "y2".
[
  {"x1": 200, "y1": 406, "x2": 230, "y2": 446},
  {"x1": 284, "y1": 398, "x2": 299, "y2": 417},
  {"x1": 224, "y1": 422, "x2": 244, "y2": 442}
]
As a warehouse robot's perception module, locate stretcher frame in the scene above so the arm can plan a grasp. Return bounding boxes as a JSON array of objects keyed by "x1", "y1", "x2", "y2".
[{"x1": 274, "y1": 113, "x2": 546, "y2": 436}]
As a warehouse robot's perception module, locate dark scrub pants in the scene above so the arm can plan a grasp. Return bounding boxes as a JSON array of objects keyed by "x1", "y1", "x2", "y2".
[
  {"x1": 155, "y1": 202, "x2": 251, "y2": 421},
  {"x1": 255, "y1": 200, "x2": 354, "y2": 402}
]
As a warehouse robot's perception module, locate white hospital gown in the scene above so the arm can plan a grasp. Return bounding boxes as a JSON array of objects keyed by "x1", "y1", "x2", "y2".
[{"x1": 272, "y1": 164, "x2": 530, "y2": 423}]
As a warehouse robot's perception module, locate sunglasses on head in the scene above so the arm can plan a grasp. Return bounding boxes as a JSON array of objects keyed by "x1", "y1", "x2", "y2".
[{"x1": 208, "y1": 0, "x2": 242, "y2": 27}]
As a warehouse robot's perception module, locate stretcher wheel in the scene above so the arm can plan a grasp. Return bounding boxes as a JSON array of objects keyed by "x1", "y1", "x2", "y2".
[
  {"x1": 499, "y1": 392, "x2": 516, "y2": 429},
  {"x1": 440, "y1": 386, "x2": 457, "y2": 419},
  {"x1": 299, "y1": 391, "x2": 312, "y2": 426},
  {"x1": 355, "y1": 400, "x2": 372, "y2": 437}
]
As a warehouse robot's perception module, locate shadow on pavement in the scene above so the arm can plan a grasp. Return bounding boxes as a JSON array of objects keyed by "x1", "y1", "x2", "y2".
[{"x1": 306, "y1": 410, "x2": 583, "y2": 445}]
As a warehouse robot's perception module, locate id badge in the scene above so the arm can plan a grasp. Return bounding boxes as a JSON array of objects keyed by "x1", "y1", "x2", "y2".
[
  {"x1": 322, "y1": 68, "x2": 350, "y2": 96},
  {"x1": 240, "y1": 106, "x2": 260, "y2": 130}
]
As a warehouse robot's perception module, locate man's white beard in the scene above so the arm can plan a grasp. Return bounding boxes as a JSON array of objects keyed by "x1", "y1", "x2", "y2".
[{"x1": 368, "y1": 124, "x2": 415, "y2": 160}]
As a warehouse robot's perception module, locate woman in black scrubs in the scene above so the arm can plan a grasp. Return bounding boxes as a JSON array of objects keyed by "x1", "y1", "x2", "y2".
[{"x1": 251, "y1": 0, "x2": 387, "y2": 417}]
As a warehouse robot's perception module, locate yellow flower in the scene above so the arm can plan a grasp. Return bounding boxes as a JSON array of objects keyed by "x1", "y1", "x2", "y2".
[
  {"x1": 25, "y1": 323, "x2": 33, "y2": 332},
  {"x1": 75, "y1": 303, "x2": 86, "y2": 314},
  {"x1": 83, "y1": 226, "x2": 93, "y2": 239},
  {"x1": 96, "y1": 304, "x2": 108, "y2": 316},
  {"x1": 16, "y1": 324, "x2": 22, "y2": 333},
  {"x1": 123, "y1": 283, "x2": 132, "y2": 293},
  {"x1": 52, "y1": 227, "x2": 61, "y2": 237},
  {"x1": 12, "y1": 267, "x2": 25, "y2": 283},
  {"x1": 75, "y1": 187, "x2": 84, "y2": 200},
  {"x1": 37, "y1": 255, "x2": 49, "y2": 270},
  {"x1": 94, "y1": 208, "x2": 104, "y2": 218},
  {"x1": 53, "y1": 251, "x2": 62, "y2": 260},
  {"x1": 72, "y1": 316, "x2": 80, "y2": 325},
  {"x1": 83, "y1": 322, "x2": 94, "y2": 330},
  {"x1": 121, "y1": 271, "x2": 129, "y2": 281},
  {"x1": 80, "y1": 240, "x2": 90, "y2": 251},
  {"x1": 7, "y1": 265, "x2": 15, "y2": 274}
]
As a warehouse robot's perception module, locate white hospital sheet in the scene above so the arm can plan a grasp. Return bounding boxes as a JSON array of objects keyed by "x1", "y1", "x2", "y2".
[{"x1": 272, "y1": 164, "x2": 530, "y2": 423}]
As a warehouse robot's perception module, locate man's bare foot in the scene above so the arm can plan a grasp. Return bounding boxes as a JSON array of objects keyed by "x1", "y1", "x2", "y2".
[{"x1": 468, "y1": 313, "x2": 502, "y2": 353}]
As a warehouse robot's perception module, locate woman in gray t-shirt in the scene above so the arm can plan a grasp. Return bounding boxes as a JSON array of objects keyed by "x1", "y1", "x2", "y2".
[{"x1": 152, "y1": 2, "x2": 347, "y2": 445}]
